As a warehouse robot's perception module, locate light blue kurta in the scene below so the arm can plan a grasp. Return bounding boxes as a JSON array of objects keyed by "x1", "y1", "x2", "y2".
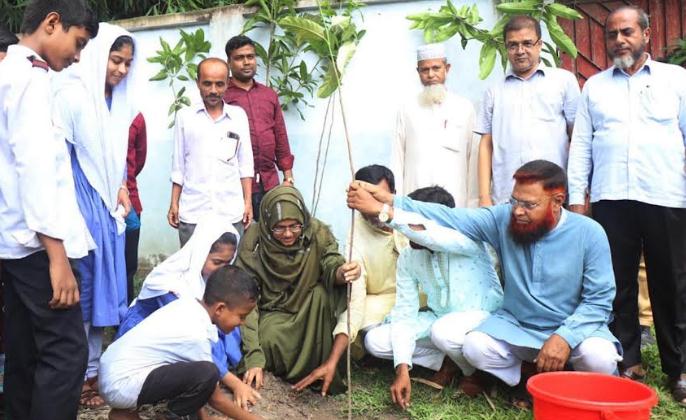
[
  {"x1": 386, "y1": 209, "x2": 503, "y2": 367},
  {"x1": 394, "y1": 197, "x2": 618, "y2": 351}
]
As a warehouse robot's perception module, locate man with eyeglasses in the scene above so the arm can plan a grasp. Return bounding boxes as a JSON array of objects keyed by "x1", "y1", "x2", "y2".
[
  {"x1": 391, "y1": 43, "x2": 479, "y2": 208},
  {"x1": 476, "y1": 15, "x2": 580, "y2": 207},
  {"x1": 347, "y1": 160, "x2": 621, "y2": 408},
  {"x1": 168, "y1": 58, "x2": 254, "y2": 246},
  {"x1": 567, "y1": 5, "x2": 686, "y2": 406}
]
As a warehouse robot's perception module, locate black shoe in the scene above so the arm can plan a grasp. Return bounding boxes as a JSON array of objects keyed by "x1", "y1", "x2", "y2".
[{"x1": 640, "y1": 325, "x2": 655, "y2": 350}]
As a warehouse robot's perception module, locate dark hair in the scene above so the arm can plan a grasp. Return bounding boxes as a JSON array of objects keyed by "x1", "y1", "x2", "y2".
[
  {"x1": 0, "y1": 26, "x2": 19, "y2": 53},
  {"x1": 512, "y1": 160, "x2": 567, "y2": 193},
  {"x1": 408, "y1": 186, "x2": 455, "y2": 208},
  {"x1": 209, "y1": 231, "x2": 238, "y2": 253},
  {"x1": 605, "y1": 5, "x2": 650, "y2": 31},
  {"x1": 21, "y1": 0, "x2": 98, "y2": 37},
  {"x1": 504, "y1": 15, "x2": 541, "y2": 40},
  {"x1": 197, "y1": 57, "x2": 230, "y2": 81},
  {"x1": 110, "y1": 35, "x2": 134, "y2": 54},
  {"x1": 204, "y1": 266, "x2": 259, "y2": 309},
  {"x1": 224, "y1": 35, "x2": 255, "y2": 58},
  {"x1": 355, "y1": 164, "x2": 396, "y2": 194}
]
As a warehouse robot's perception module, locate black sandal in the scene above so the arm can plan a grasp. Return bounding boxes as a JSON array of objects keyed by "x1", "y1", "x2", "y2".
[{"x1": 668, "y1": 375, "x2": 686, "y2": 408}]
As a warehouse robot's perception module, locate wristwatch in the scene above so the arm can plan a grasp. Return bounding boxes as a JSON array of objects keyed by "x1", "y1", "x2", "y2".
[{"x1": 378, "y1": 203, "x2": 391, "y2": 223}]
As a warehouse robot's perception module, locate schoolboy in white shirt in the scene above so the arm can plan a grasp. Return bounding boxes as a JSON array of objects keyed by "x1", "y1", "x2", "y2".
[
  {"x1": 0, "y1": 1, "x2": 98, "y2": 418},
  {"x1": 101, "y1": 265, "x2": 260, "y2": 420}
]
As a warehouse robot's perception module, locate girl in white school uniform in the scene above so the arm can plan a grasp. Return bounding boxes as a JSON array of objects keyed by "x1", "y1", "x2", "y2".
[{"x1": 52, "y1": 22, "x2": 142, "y2": 408}]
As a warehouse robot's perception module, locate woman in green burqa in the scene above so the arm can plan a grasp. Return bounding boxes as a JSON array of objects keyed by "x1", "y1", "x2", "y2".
[{"x1": 236, "y1": 186, "x2": 361, "y2": 395}]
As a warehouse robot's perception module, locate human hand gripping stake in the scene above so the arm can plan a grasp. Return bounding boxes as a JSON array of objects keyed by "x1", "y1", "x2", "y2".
[{"x1": 346, "y1": 181, "x2": 394, "y2": 217}]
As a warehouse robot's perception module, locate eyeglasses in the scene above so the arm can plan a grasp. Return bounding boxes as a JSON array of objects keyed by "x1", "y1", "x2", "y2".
[
  {"x1": 506, "y1": 39, "x2": 540, "y2": 52},
  {"x1": 271, "y1": 224, "x2": 303, "y2": 235},
  {"x1": 508, "y1": 197, "x2": 541, "y2": 210}
]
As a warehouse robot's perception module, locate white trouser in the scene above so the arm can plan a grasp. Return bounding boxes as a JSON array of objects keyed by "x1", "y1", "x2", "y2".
[
  {"x1": 83, "y1": 322, "x2": 104, "y2": 380},
  {"x1": 430, "y1": 310, "x2": 491, "y2": 376},
  {"x1": 462, "y1": 331, "x2": 622, "y2": 386},
  {"x1": 364, "y1": 323, "x2": 444, "y2": 371}
]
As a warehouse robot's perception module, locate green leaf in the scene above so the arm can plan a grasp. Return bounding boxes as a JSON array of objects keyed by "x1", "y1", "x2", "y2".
[
  {"x1": 317, "y1": 65, "x2": 339, "y2": 98},
  {"x1": 278, "y1": 16, "x2": 328, "y2": 49},
  {"x1": 496, "y1": 1, "x2": 541, "y2": 14},
  {"x1": 149, "y1": 70, "x2": 168, "y2": 81},
  {"x1": 299, "y1": 60, "x2": 308, "y2": 80},
  {"x1": 177, "y1": 75, "x2": 189, "y2": 81},
  {"x1": 478, "y1": 42, "x2": 497, "y2": 79},
  {"x1": 546, "y1": 3, "x2": 583, "y2": 20},
  {"x1": 546, "y1": 16, "x2": 578, "y2": 57},
  {"x1": 336, "y1": 41, "x2": 357, "y2": 74}
]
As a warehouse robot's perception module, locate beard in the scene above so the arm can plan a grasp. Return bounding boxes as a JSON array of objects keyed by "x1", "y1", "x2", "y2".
[
  {"x1": 508, "y1": 204, "x2": 558, "y2": 246},
  {"x1": 419, "y1": 84, "x2": 447, "y2": 106},
  {"x1": 611, "y1": 42, "x2": 646, "y2": 70}
]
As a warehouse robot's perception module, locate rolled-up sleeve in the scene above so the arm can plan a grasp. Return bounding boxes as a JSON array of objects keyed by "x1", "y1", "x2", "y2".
[{"x1": 474, "y1": 87, "x2": 494, "y2": 135}]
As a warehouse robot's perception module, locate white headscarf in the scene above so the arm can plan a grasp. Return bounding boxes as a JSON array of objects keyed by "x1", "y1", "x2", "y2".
[
  {"x1": 137, "y1": 218, "x2": 240, "y2": 301},
  {"x1": 53, "y1": 23, "x2": 141, "y2": 234}
]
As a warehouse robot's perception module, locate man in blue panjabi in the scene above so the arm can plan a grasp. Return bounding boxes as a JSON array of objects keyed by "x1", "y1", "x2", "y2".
[{"x1": 347, "y1": 160, "x2": 621, "y2": 397}]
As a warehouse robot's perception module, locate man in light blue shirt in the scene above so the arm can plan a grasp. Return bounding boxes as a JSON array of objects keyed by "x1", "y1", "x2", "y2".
[
  {"x1": 476, "y1": 15, "x2": 580, "y2": 206},
  {"x1": 567, "y1": 6, "x2": 686, "y2": 404},
  {"x1": 348, "y1": 160, "x2": 621, "y2": 403},
  {"x1": 364, "y1": 186, "x2": 502, "y2": 410}
]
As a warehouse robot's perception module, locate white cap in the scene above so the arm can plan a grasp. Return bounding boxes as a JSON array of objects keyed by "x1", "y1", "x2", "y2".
[{"x1": 417, "y1": 43, "x2": 446, "y2": 61}]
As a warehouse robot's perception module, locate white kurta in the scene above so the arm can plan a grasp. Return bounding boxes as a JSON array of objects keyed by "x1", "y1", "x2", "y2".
[{"x1": 391, "y1": 91, "x2": 479, "y2": 208}]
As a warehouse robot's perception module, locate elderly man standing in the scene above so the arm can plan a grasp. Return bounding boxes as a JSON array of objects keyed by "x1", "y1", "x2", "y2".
[
  {"x1": 348, "y1": 160, "x2": 621, "y2": 407},
  {"x1": 391, "y1": 43, "x2": 478, "y2": 208},
  {"x1": 223, "y1": 35, "x2": 295, "y2": 219},
  {"x1": 567, "y1": 5, "x2": 686, "y2": 406},
  {"x1": 477, "y1": 16, "x2": 579, "y2": 206}
]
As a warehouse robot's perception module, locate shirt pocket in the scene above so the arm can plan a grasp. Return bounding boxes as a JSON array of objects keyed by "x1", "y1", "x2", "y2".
[
  {"x1": 641, "y1": 86, "x2": 678, "y2": 124},
  {"x1": 439, "y1": 121, "x2": 467, "y2": 154},
  {"x1": 216, "y1": 133, "x2": 240, "y2": 162},
  {"x1": 531, "y1": 87, "x2": 563, "y2": 122}
]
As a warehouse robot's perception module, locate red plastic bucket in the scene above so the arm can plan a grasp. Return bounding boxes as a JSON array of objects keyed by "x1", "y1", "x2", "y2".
[{"x1": 527, "y1": 372, "x2": 658, "y2": 420}]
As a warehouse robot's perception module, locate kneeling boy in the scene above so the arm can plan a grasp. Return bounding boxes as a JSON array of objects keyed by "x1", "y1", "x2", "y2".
[{"x1": 99, "y1": 265, "x2": 260, "y2": 420}]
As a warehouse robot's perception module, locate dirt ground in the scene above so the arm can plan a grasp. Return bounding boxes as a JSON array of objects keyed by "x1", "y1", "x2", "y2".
[{"x1": 77, "y1": 372, "x2": 366, "y2": 420}]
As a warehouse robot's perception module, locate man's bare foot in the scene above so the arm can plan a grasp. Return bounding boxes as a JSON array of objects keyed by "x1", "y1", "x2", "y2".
[
  {"x1": 80, "y1": 380, "x2": 106, "y2": 409},
  {"x1": 109, "y1": 408, "x2": 142, "y2": 420},
  {"x1": 430, "y1": 357, "x2": 458, "y2": 387}
]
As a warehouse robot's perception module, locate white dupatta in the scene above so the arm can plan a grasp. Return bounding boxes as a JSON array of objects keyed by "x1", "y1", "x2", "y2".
[
  {"x1": 53, "y1": 23, "x2": 140, "y2": 234},
  {"x1": 137, "y1": 218, "x2": 240, "y2": 301}
]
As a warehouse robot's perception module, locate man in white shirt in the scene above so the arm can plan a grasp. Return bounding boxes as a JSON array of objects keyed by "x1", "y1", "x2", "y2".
[
  {"x1": 568, "y1": 5, "x2": 686, "y2": 406},
  {"x1": 168, "y1": 58, "x2": 253, "y2": 246},
  {"x1": 101, "y1": 266, "x2": 259, "y2": 420},
  {"x1": 477, "y1": 15, "x2": 580, "y2": 206},
  {"x1": 0, "y1": 1, "x2": 98, "y2": 418},
  {"x1": 391, "y1": 43, "x2": 478, "y2": 208}
]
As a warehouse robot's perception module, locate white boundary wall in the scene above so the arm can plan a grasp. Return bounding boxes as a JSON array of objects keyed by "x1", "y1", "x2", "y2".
[{"x1": 116, "y1": 0, "x2": 504, "y2": 264}]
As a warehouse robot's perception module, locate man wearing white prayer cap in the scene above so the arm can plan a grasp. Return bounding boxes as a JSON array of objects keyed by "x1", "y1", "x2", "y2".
[{"x1": 391, "y1": 43, "x2": 479, "y2": 209}]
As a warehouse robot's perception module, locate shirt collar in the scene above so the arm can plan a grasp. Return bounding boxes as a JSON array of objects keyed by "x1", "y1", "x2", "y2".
[
  {"x1": 611, "y1": 53, "x2": 653, "y2": 77},
  {"x1": 505, "y1": 61, "x2": 547, "y2": 81},
  {"x1": 194, "y1": 101, "x2": 232, "y2": 120},
  {"x1": 228, "y1": 78, "x2": 261, "y2": 91}
]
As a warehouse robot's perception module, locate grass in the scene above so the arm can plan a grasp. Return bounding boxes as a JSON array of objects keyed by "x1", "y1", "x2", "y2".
[{"x1": 341, "y1": 336, "x2": 686, "y2": 420}]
